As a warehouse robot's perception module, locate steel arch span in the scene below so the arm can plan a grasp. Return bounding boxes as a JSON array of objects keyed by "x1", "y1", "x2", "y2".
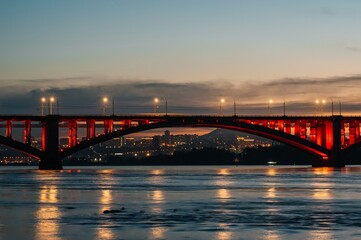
[{"x1": 59, "y1": 121, "x2": 329, "y2": 160}]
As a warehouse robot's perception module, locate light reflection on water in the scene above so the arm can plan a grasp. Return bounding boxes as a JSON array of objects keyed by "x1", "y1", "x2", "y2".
[
  {"x1": 96, "y1": 169, "x2": 116, "y2": 240},
  {"x1": 35, "y1": 185, "x2": 62, "y2": 240},
  {"x1": 150, "y1": 226, "x2": 166, "y2": 240},
  {"x1": 307, "y1": 230, "x2": 334, "y2": 240},
  {"x1": 216, "y1": 230, "x2": 232, "y2": 240},
  {"x1": 311, "y1": 181, "x2": 332, "y2": 200},
  {"x1": 263, "y1": 230, "x2": 281, "y2": 240},
  {"x1": 96, "y1": 227, "x2": 114, "y2": 240},
  {"x1": 1, "y1": 166, "x2": 361, "y2": 240}
]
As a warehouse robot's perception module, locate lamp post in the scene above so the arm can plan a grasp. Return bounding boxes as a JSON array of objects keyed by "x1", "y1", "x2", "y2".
[
  {"x1": 315, "y1": 99, "x2": 326, "y2": 115},
  {"x1": 164, "y1": 97, "x2": 168, "y2": 116},
  {"x1": 41, "y1": 97, "x2": 46, "y2": 116},
  {"x1": 57, "y1": 98, "x2": 59, "y2": 114},
  {"x1": 283, "y1": 100, "x2": 286, "y2": 116},
  {"x1": 268, "y1": 99, "x2": 273, "y2": 115},
  {"x1": 220, "y1": 98, "x2": 225, "y2": 115},
  {"x1": 321, "y1": 99, "x2": 326, "y2": 115},
  {"x1": 329, "y1": 99, "x2": 334, "y2": 116},
  {"x1": 102, "y1": 97, "x2": 109, "y2": 115},
  {"x1": 154, "y1": 98, "x2": 159, "y2": 114},
  {"x1": 49, "y1": 97, "x2": 55, "y2": 115},
  {"x1": 315, "y1": 99, "x2": 319, "y2": 115},
  {"x1": 233, "y1": 98, "x2": 237, "y2": 116}
]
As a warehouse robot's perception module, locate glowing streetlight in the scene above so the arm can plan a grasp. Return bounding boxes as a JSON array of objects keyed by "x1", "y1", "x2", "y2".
[
  {"x1": 315, "y1": 99, "x2": 326, "y2": 115},
  {"x1": 41, "y1": 97, "x2": 46, "y2": 116},
  {"x1": 220, "y1": 98, "x2": 225, "y2": 115},
  {"x1": 49, "y1": 97, "x2": 55, "y2": 115},
  {"x1": 315, "y1": 99, "x2": 319, "y2": 115},
  {"x1": 321, "y1": 99, "x2": 326, "y2": 115},
  {"x1": 102, "y1": 97, "x2": 109, "y2": 115},
  {"x1": 268, "y1": 99, "x2": 273, "y2": 115},
  {"x1": 154, "y1": 98, "x2": 159, "y2": 113}
]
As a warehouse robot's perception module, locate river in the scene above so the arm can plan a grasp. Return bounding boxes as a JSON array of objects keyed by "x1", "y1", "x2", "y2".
[{"x1": 1, "y1": 165, "x2": 361, "y2": 240}]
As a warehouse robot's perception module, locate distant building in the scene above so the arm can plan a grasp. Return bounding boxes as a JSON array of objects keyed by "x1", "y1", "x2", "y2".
[
  {"x1": 120, "y1": 137, "x2": 126, "y2": 146},
  {"x1": 164, "y1": 130, "x2": 171, "y2": 145},
  {"x1": 125, "y1": 137, "x2": 135, "y2": 146},
  {"x1": 152, "y1": 135, "x2": 161, "y2": 151}
]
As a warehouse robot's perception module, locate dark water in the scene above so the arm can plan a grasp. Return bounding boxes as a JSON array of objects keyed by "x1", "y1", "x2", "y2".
[{"x1": 1, "y1": 166, "x2": 361, "y2": 240}]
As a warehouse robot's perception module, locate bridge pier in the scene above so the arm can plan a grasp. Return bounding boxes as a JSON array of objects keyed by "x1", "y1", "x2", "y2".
[
  {"x1": 312, "y1": 116, "x2": 345, "y2": 167},
  {"x1": 312, "y1": 153, "x2": 345, "y2": 167},
  {"x1": 39, "y1": 115, "x2": 62, "y2": 170}
]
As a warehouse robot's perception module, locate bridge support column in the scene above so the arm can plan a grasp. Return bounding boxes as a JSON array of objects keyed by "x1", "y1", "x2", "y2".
[
  {"x1": 39, "y1": 115, "x2": 62, "y2": 170},
  {"x1": 86, "y1": 120, "x2": 95, "y2": 140},
  {"x1": 312, "y1": 116, "x2": 345, "y2": 167},
  {"x1": 329, "y1": 116, "x2": 345, "y2": 167},
  {"x1": 6, "y1": 120, "x2": 12, "y2": 138},
  {"x1": 24, "y1": 120, "x2": 31, "y2": 145},
  {"x1": 68, "y1": 120, "x2": 77, "y2": 147}
]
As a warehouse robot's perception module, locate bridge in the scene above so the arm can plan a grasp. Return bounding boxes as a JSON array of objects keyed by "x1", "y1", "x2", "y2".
[{"x1": 0, "y1": 114, "x2": 360, "y2": 169}]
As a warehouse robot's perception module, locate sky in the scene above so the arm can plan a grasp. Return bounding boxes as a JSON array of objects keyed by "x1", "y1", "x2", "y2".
[{"x1": 1, "y1": 0, "x2": 361, "y2": 115}]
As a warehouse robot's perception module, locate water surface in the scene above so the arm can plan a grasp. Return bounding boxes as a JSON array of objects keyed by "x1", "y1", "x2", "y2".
[{"x1": 1, "y1": 166, "x2": 361, "y2": 240}]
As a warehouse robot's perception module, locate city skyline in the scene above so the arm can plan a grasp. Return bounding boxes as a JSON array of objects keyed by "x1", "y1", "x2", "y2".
[{"x1": 1, "y1": 1, "x2": 361, "y2": 115}]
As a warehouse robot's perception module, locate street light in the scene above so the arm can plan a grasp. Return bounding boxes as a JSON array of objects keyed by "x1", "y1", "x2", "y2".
[
  {"x1": 164, "y1": 97, "x2": 168, "y2": 116},
  {"x1": 49, "y1": 97, "x2": 55, "y2": 115},
  {"x1": 220, "y1": 98, "x2": 225, "y2": 115},
  {"x1": 321, "y1": 99, "x2": 326, "y2": 115},
  {"x1": 329, "y1": 99, "x2": 334, "y2": 116},
  {"x1": 315, "y1": 99, "x2": 319, "y2": 115},
  {"x1": 315, "y1": 99, "x2": 326, "y2": 115},
  {"x1": 102, "y1": 97, "x2": 109, "y2": 115},
  {"x1": 233, "y1": 98, "x2": 237, "y2": 116},
  {"x1": 41, "y1": 97, "x2": 46, "y2": 116},
  {"x1": 154, "y1": 98, "x2": 159, "y2": 114},
  {"x1": 268, "y1": 99, "x2": 273, "y2": 115}
]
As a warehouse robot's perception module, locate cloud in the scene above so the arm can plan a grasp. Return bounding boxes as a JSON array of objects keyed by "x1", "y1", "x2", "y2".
[
  {"x1": 345, "y1": 46, "x2": 361, "y2": 53},
  {"x1": 1, "y1": 74, "x2": 361, "y2": 115}
]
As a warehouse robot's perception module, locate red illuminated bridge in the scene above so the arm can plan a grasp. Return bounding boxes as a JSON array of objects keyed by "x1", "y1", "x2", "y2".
[{"x1": 1, "y1": 114, "x2": 361, "y2": 169}]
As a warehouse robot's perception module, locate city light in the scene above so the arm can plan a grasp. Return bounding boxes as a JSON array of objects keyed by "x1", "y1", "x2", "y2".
[
  {"x1": 41, "y1": 97, "x2": 46, "y2": 116},
  {"x1": 219, "y1": 98, "x2": 225, "y2": 115},
  {"x1": 40, "y1": 96, "x2": 56, "y2": 115},
  {"x1": 315, "y1": 99, "x2": 326, "y2": 115},
  {"x1": 49, "y1": 97, "x2": 55, "y2": 115},
  {"x1": 154, "y1": 98, "x2": 159, "y2": 113},
  {"x1": 102, "y1": 97, "x2": 109, "y2": 115},
  {"x1": 268, "y1": 99, "x2": 273, "y2": 115}
]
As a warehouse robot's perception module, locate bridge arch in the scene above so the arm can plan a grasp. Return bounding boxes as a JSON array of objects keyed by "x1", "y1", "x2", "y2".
[
  {"x1": 0, "y1": 135, "x2": 42, "y2": 159},
  {"x1": 341, "y1": 140, "x2": 361, "y2": 158},
  {"x1": 60, "y1": 120, "x2": 329, "y2": 160}
]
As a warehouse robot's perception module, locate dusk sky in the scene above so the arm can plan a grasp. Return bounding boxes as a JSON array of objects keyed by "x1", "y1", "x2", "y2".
[{"x1": 1, "y1": 0, "x2": 361, "y2": 115}]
